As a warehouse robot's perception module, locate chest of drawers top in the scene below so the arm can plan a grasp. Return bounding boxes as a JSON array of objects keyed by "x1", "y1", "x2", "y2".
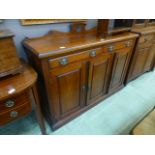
[
  {"x1": 0, "y1": 62, "x2": 37, "y2": 101},
  {"x1": 132, "y1": 26, "x2": 155, "y2": 35},
  {"x1": 23, "y1": 28, "x2": 139, "y2": 59}
]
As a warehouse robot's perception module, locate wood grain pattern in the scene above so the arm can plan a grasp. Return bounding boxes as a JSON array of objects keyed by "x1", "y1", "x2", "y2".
[
  {"x1": 145, "y1": 43, "x2": 155, "y2": 71},
  {"x1": 0, "y1": 62, "x2": 46, "y2": 134},
  {"x1": 126, "y1": 26, "x2": 155, "y2": 83},
  {"x1": 0, "y1": 101, "x2": 31, "y2": 125},
  {"x1": 132, "y1": 110, "x2": 155, "y2": 135},
  {"x1": 0, "y1": 62, "x2": 37, "y2": 101},
  {"x1": 137, "y1": 34, "x2": 154, "y2": 49},
  {"x1": 97, "y1": 19, "x2": 133, "y2": 37},
  {"x1": 23, "y1": 29, "x2": 138, "y2": 58},
  {"x1": 109, "y1": 48, "x2": 131, "y2": 91},
  {"x1": 23, "y1": 28, "x2": 138, "y2": 130},
  {"x1": 0, "y1": 30, "x2": 23, "y2": 77},
  {"x1": 21, "y1": 19, "x2": 86, "y2": 25},
  {"x1": 50, "y1": 61, "x2": 87, "y2": 119},
  {"x1": 0, "y1": 91, "x2": 30, "y2": 112},
  {"x1": 87, "y1": 53, "x2": 114, "y2": 104}
]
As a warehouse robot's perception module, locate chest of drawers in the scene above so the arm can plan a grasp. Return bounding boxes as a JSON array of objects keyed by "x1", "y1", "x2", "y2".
[
  {"x1": 23, "y1": 29, "x2": 138, "y2": 130},
  {"x1": 126, "y1": 26, "x2": 155, "y2": 83},
  {"x1": 0, "y1": 62, "x2": 46, "y2": 134}
]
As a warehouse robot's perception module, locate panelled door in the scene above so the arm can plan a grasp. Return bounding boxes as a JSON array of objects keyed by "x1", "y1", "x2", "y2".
[
  {"x1": 87, "y1": 53, "x2": 114, "y2": 105},
  {"x1": 144, "y1": 44, "x2": 155, "y2": 72},
  {"x1": 50, "y1": 61, "x2": 87, "y2": 121},
  {"x1": 130, "y1": 48, "x2": 149, "y2": 79},
  {"x1": 109, "y1": 48, "x2": 132, "y2": 92}
]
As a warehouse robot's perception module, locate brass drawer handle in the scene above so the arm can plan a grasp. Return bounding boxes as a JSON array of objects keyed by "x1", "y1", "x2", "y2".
[
  {"x1": 90, "y1": 51, "x2": 96, "y2": 57},
  {"x1": 10, "y1": 111, "x2": 18, "y2": 118},
  {"x1": 59, "y1": 58, "x2": 68, "y2": 65},
  {"x1": 125, "y1": 41, "x2": 131, "y2": 47},
  {"x1": 5, "y1": 100, "x2": 15, "y2": 108},
  {"x1": 108, "y1": 46, "x2": 114, "y2": 52}
]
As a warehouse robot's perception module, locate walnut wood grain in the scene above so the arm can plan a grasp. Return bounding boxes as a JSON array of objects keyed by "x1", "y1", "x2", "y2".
[
  {"x1": 0, "y1": 62, "x2": 46, "y2": 134},
  {"x1": 0, "y1": 30, "x2": 23, "y2": 77},
  {"x1": 23, "y1": 29, "x2": 138, "y2": 130},
  {"x1": 0, "y1": 102, "x2": 31, "y2": 125},
  {"x1": 126, "y1": 26, "x2": 155, "y2": 83},
  {"x1": 23, "y1": 29, "x2": 138, "y2": 58},
  {"x1": 0, "y1": 62, "x2": 37, "y2": 101}
]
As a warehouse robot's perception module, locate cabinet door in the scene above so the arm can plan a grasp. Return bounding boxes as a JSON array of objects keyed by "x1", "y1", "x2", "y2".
[
  {"x1": 87, "y1": 53, "x2": 114, "y2": 105},
  {"x1": 144, "y1": 44, "x2": 155, "y2": 72},
  {"x1": 50, "y1": 61, "x2": 87, "y2": 120},
  {"x1": 130, "y1": 48, "x2": 149, "y2": 79},
  {"x1": 109, "y1": 48, "x2": 131, "y2": 92}
]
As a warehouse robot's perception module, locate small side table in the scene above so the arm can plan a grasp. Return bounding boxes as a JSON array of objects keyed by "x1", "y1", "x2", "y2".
[{"x1": 0, "y1": 62, "x2": 46, "y2": 134}]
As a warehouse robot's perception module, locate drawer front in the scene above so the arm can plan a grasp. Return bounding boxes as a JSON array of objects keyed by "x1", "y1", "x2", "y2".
[
  {"x1": 0, "y1": 102, "x2": 31, "y2": 125},
  {"x1": 103, "y1": 40, "x2": 133, "y2": 52},
  {"x1": 49, "y1": 40, "x2": 133, "y2": 69},
  {"x1": 138, "y1": 34, "x2": 154, "y2": 49},
  {"x1": 49, "y1": 47, "x2": 103, "y2": 68},
  {"x1": 0, "y1": 91, "x2": 30, "y2": 113}
]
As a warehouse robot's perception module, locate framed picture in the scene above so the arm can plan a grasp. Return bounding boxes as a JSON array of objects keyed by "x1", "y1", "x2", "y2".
[{"x1": 21, "y1": 19, "x2": 86, "y2": 26}]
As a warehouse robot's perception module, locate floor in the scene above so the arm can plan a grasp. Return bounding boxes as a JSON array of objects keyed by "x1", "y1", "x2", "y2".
[
  {"x1": 132, "y1": 109, "x2": 155, "y2": 135},
  {"x1": 1, "y1": 69, "x2": 155, "y2": 135}
]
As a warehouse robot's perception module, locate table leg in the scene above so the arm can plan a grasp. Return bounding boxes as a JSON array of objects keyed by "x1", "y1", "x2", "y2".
[{"x1": 31, "y1": 84, "x2": 47, "y2": 135}]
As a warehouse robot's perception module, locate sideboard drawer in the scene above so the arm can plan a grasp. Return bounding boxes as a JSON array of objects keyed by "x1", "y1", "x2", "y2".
[
  {"x1": 49, "y1": 47, "x2": 104, "y2": 68},
  {"x1": 138, "y1": 34, "x2": 154, "y2": 49},
  {"x1": 103, "y1": 40, "x2": 133, "y2": 52},
  {"x1": 0, "y1": 91, "x2": 30, "y2": 113},
  {"x1": 48, "y1": 40, "x2": 133, "y2": 69},
  {"x1": 0, "y1": 102, "x2": 31, "y2": 125}
]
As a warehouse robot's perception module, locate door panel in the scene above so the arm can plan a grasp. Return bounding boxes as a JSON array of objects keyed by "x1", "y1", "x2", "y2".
[
  {"x1": 87, "y1": 53, "x2": 114, "y2": 104},
  {"x1": 109, "y1": 48, "x2": 131, "y2": 91},
  {"x1": 131, "y1": 48, "x2": 149, "y2": 78},
  {"x1": 50, "y1": 61, "x2": 87, "y2": 120},
  {"x1": 58, "y1": 69, "x2": 80, "y2": 114},
  {"x1": 144, "y1": 44, "x2": 155, "y2": 71},
  {"x1": 90, "y1": 61, "x2": 108, "y2": 98}
]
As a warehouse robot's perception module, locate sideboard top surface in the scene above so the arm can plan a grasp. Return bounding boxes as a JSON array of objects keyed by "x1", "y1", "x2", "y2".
[
  {"x1": 0, "y1": 62, "x2": 37, "y2": 101},
  {"x1": 23, "y1": 28, "x2": 139, "y2": 59},
  {"x1": 132, "y1": 26, "x2": 155, "y2": 35}
]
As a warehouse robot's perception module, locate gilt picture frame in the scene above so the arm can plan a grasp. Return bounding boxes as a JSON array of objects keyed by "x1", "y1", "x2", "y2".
[{"x1": 21, "y1": 19, "x2": 86, "y2": 26}]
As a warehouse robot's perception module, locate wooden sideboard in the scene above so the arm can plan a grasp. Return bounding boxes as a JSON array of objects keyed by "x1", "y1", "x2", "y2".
[
  {"x1": 0, "y1": 62, "x2": 46, "y2": 134},
  {"x1": 23, "y1": 29, "x2": 138, "y2": 130},
  {"x1": 126, "y1": 26, "x2": 155, "y2": 83}
]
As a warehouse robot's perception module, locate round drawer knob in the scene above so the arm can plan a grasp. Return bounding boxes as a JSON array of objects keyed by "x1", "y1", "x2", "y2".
[
  {"x1": 5, "y1": 100, "x2": 15, "y2": 107},
  {"x1": 90, "y1": 51, "x2": 96, "y2": 57},
  {"x1": 59, "y1": 58, "x2": 68, "y2": 65},
  {"x1": 125, "y1": 42, "x2": 131, "y2": 47},
  {"x1": 108, "y1": 46, "x2": 113, "y2": 52},
  {"x1": 10, "y1": 111, "x2": 18, "y2": 118}
]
